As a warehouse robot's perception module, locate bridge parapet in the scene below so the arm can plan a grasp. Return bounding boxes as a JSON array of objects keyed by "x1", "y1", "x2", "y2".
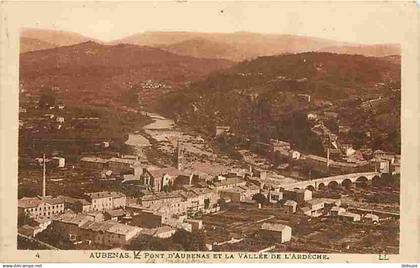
[{"x1": 281, "y1": 172, "x2": 381, "y2": 190}]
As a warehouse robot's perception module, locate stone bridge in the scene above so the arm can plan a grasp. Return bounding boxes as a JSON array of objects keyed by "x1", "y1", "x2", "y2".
[{"x1": 282, "y1": 172, "x2": 381, "y2": 191}]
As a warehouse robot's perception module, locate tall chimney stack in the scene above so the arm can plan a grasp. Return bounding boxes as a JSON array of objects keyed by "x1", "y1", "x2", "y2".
[{"x1": 42, "y1": 153, "x2": 46, "y2": 197}]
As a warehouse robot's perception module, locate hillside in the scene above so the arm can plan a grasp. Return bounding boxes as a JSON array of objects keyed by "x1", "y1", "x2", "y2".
[
  {"x1": 20, "y1": 28, "x2": 99, "y2": 52},
  {"x1": 20, "y1": 41, "x2": 233, "y2": 106},
  {"x1": 20, "y1": 37, "x2": 56, "y2": 53},
  {"x1": 161, "y1": 38, "x2": 238, "y2": 60},
  {"x1": 111, "y1": 31, "x2": 400, "y2": 61},
  {"x1": 111, "y1": 32, "x2": 353, "y2": 61},
  {"x1": 156, "y1": 52, "x2": 401, "y2": 155},
  {"x1": 318, "y1": 44, "x2": 401, "y2": 57}
]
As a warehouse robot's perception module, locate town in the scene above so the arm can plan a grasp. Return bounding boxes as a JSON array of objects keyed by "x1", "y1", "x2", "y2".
[{"x1": 17, "y1": 81, "x2": 400, "y2": 253}]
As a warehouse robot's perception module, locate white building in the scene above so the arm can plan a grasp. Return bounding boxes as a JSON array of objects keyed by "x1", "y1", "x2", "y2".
[{"x1": 260, "y1": 223, "x2": 292, "y2": 243}]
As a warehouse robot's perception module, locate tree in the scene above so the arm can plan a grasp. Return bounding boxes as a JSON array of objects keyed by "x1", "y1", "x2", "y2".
[
  {"x1": 17, "y1": 212, "x2": 32, "y2": 227},
  {"x1": 252, "y1": 193, "x2": 267, "y2": 204},
  {"x1": 171, "y1": 229, "x2": 207, "y2": 251},
  {"x1": 128, "y1": 235, "x2": 180, "y2": 251},
  {"x1": 38, "y1": 88, "x2": 56, "y2": 109}
]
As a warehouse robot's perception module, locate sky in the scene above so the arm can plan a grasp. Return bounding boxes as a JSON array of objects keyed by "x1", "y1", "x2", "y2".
[{"x1": 4, "y1": 1, "x2": 417, "y2": 44}]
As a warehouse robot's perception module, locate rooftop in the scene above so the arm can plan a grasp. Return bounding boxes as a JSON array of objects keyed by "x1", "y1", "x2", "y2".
[
  {"x1": 105, "y1": 209, "x2": 126, "y2": 218},
  {"x1": 107, "y1": 221, "x2": 140, "y2": 235},
  {"x1": 56, "y1": 213, "x2": 90, "y2": 225},
  {"x1": 86, "y1": 191, "x2": 126, "y2": 199},
  {"x1": 147, "y1": 167, "x2": 185, "y2": 178},
  {"x1": 213, "y1": 177, "x2": 245, "y2": 187},
  {"x1": 109, "y1": 157, "x2": 138, "y2": 165},
  {"x1": 39, "y1": 196, "x2": 65, "y2": 205},
  {"x1": 80, "y1": 157, "x2": 108, "y2": 164},
  {"x1": 58, "y1": 195, "x2": 91, "y2": 206},
  {"x1": 341, "y1": 212, "x2": 360, "y2": 218},
  {"x1": 284, "y1": 200, "x2": 298, "y2": 206},
  {"x1": 261, "y1": 223, "x2": 291, "y2": 232},
  {"x1": 18, "y1": 197, "x2": 43, "y2": 208}
]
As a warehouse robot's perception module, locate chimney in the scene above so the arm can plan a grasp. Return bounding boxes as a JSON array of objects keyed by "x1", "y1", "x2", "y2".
[
  {"x1": 176, "y1": 142, "x2": 183, "y2": 171},
  {"x1": 42, "y1": 153, "x2": 46, "y2": 197}
]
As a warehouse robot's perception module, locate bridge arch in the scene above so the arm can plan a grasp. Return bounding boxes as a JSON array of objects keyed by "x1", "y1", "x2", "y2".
[
  {"x1": 355, "y1": 176, "x2": 369, "y2": 187},
  {"x1": 318, "y1": 183, "x2": 326, "y2": 190},
  {"x1": 328, "y1": 181, "x2": 339, "y2": 189},
  {"x1": 341, "y1": 179, "x2": 352, "y2": 189},
  {"x1": 372, "y1": 175, "x2": 384, "y2": 186},
  {"x1": 306, "y1": 185, "x2": 315, "y2": 191}
]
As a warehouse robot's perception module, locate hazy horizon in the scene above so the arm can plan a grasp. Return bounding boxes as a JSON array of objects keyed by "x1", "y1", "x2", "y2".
[
  {"x1": 21, "y1": 27, "x2": 403, "y2": 46},
  {"x1": 6, "y1": 1, "x2": 413, "y2": 44}
]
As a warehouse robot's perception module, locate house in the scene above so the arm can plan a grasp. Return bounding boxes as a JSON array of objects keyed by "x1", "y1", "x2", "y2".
[
  {"x1": 140, "y1": 226, "x2": 176, "y2": 239},
  {"x1": 105, "y1": 222, "x2": 141, "y2": 246},
  {"x1": 85, "y1": 192, "x2": 126, "y2": 211},
  {"x1": 268, "y1": 191, "x2": 283, "y2": 203},
  {"x1": 79, "y1": 220, "x2": 116, "y2": 245},
  {"x1": 330, "y1": 206, "x2": 346, "y2": 216},
  {"x1": 128, "y1": 207, "x2": 163, "y2": 228},
  {"x1": 104, "y1": 209, "x2": 127, "y2": 221},
  {"x1": 215, "y1": 126, "x2": 231, "y2": 137},
  {"x1": 58, "y1": 195, "x2": 92, "y2": 213},
  {"x1": 18, "y1": 225, "x2": 43, "y2": 237},
  {"x1": 32, "y1": 216, "x2": 53, "y2": 232},
  {"x1": 307, "y1": 113, "x2": 317, "y2": 120},
  {"x1": 182, "y1": 187, "x2": 220, "y2": 213},
  {"x1": 107, "y1": 157, "x2": 139, "y2": 173},
  {"x1": 185, "y1": 219, "x2": 203, "y2": 231},
  {"x1": 84, "y1": 211, "x2": 105, "y2": 222},
  {"x1": 18, "y1": 196, "x2": 65, "y2": 218},
  {"x1": 291, "y1": 150, "x2": 301, "y2": 160},
  {"x1": 340, "y1": 212, "x2": 361, "y2": 222},
  {"x1": 300, "y1": 199, "x2": 325, "y2": 217},
  {"x1": 259, "y1": 223, "x2": 292, "y2": 243},
  {"x1": 283, "y1": 189, "x2": 312, "y2": 204},
  {"x1": 283, "y1": 200, "x2": 297, "y2": 214},
  {"x1": 138, "y1": 191, "x2": 184, "y2": 213},
  {"x1": 297, "y1": 94, "x2": 311, "y2": 103},
  {"x1": 373, "y1": 159, "x2": 391, "y2": 174},
  {"x1": 56, "y1": 117, "x2": 65, "y2": 123},
  {"x1": 52, "y1": 157, "x2": 65, "y2": 168},
  {"x1": 80, "y1": 157, "x2": 108, "y2": 170},
  {"x1": 219, "y1": 187, "x2": 244, "y2": 203},
  {"x1": 141, "y1": 167, "x2": 185, "y2": 192},
  {"x1": 338, "y1": 125, "x2": 351, "y2": 134},
  {"x1": 363, "y1": 213, "x2": 379, "y2": 224},
  {"x1": 53, "y1": 213, "x2": 91, "y2": 241},
  {"x1": 79, "y1": 220, "x2": 141, "y2": 247},
  {"x1": 373, "y1": 150, "x2": 396, "y2": 164},
  {"x1": 212, "y1": 177, "x2": 247, "y2": 191}
]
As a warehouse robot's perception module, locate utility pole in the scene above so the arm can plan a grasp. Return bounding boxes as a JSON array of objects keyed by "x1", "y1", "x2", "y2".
[{"x1": 326, "y1": 147, "x2": 330, "y2": 167}]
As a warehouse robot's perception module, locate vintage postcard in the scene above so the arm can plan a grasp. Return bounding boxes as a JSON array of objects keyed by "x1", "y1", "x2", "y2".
[{"x1": 0, "y1": 0, "x2": 419, "y2": 264}]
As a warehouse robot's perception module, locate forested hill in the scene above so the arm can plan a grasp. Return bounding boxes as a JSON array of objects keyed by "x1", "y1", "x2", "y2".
[
  {"x1": 20, "y1": 41, "x2": 233, "y2": 106},
  {"x1": 155, "y1": 52, "x2": 401, "y2": 155}
]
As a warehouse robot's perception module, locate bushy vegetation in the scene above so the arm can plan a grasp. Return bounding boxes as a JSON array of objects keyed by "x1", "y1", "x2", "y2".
[
  {"x1": 127, "y1": 229, "x2": 208, "y2": 251},
  {"x1": 156, "y1": 52, "x2": 401, "y2": 156}
]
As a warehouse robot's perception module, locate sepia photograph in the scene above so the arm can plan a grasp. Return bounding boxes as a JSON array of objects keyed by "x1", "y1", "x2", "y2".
[{"x1": 0, "y1": 0, "x2": 419, "y2": 264}]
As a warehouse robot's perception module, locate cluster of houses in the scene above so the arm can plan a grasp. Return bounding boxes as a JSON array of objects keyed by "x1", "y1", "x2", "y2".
[
  {"x1": 18, "y1": 167, "x2": 383, "y2": 249},
  {"x1": 18, "y1": 141, "x2": 388, "y2": 249},
  {"x1": 140, "y1": 80, "x2": 172, "y2": 90}
]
